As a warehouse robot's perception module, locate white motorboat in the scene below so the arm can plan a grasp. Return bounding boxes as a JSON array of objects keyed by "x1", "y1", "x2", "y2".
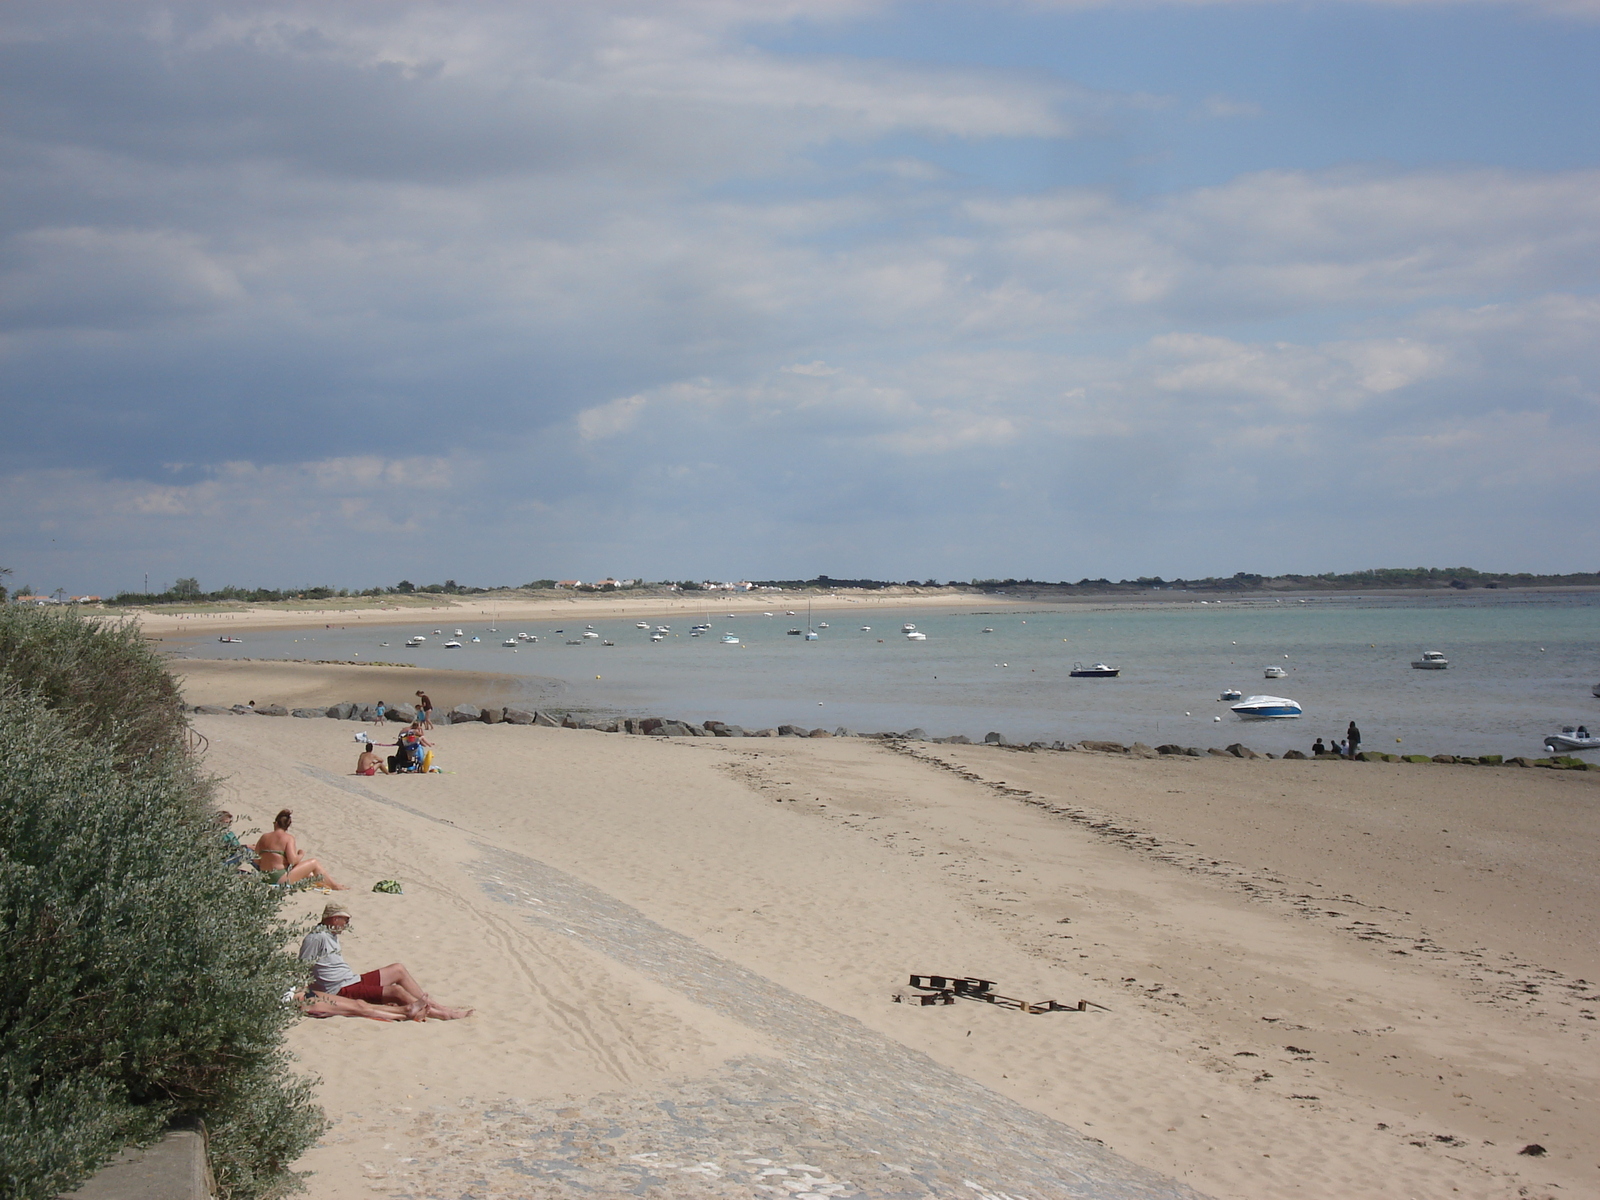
[
  {"x1": 583, "y1": 631, "x2": 599, "y2": 639},
  {"x1": 469, "y1": 636, "x2": 480, "y2": 643},
  {"x1": 721, "y1": 633, "x2": 740, "y2": 644},
  {"x1": 787, "y1": 628, "x2": 803, "y2": 636},
  {"x1": 1544, "y1": 726, "x2": 1600, "y2": 753},
  {"x1": 517, "y1": 632, "x2": 530, "y2": 641},
  {"x1": 502, "y1": 639, "x2": 518, "y2": 647},
  {"x1": 805, "y1": 630, "x2": 819, "y2": 640},
  {"x1": 453, "y1": 629, "x2": 464, "y2": 637},
  {"x1": 650, "y1": 632, "x2": 666, "y2": 641},
  {"x1": 636, "y1": 621, "x2": 650, "y2": 628},
  {"x1": 655, "y1": 625, "x2": 670, "y2": 633},
  {"x1": 1412, "y1": 650, "x2": 1449, "y2": 670},
  {"x1": 405, "y1": 636, "x2": 426, "y2": 646},
  {"x1": 1219, "y1": 688, "x2": 1242, "y2": 702},
  {"x1": 981, "y1": 627, "x2": 994, "y2": 633},
  {"x1": 444, "y1": 640, "x2": 462, "y2": 649},
  {"x1": 218, "y1": 636, "x2": 243, "y2": 643},
  {"x1": 861, "y1": 626, "x2": 871, "y2": 631},
  {"x1": 1070, "y1": 663, "x2": 1119, "y2": 678},
  {"x1": 817, "y1": 623, "x2": 829, "y2": 629},
  {"x1": 902, "y1": 623, "x2": 917, "y2": 633},
  {"x1": 905, "y1": 631, "x2": 927, "y2": 641},
  {"x1": 1231, "y1": 695, "x2": 1303, "y2": 719},
  {"x1": 1264, "y1": 666, "x2": 1287, "y2": 679},
  {"x1": 434, "y1": 629, "x2": 442, "y2": 635}
]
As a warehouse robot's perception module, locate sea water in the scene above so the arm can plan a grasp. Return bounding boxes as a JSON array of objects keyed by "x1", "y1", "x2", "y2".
[{"x1": 173, "y1": 593, "x2": 1599, "y2": 759}]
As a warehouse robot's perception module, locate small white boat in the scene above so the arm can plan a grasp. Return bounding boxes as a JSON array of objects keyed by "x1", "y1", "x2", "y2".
[
  {"x1": 655, "y1": 625, "x2": 670, "y2": 633},
  {"x1": 1264, "y1": 666, "x2": 1287, "y2": 679},
  {"x1": 517, "y1": 632, "x2": 530, "y2": 641},
  {"x1": 817, "y1": 622, "x2": 829, "y2": 629},
  {"x1": 1544, "y1": 726, "x2": 1599, "y2": 753},
  {"x1": 1219, "y1": 688, "x2": 1242, "y2": 702},
  {"x1": 1231, "y1": 695, "x2": 1302, "y2": 719},
  {"x1": 453, "y1": 629, "x2": 463, "y2": 637},
  {"x1": 787, "y1": 628, "x2": 803, "y2": 636},
  {"x1": 721, "y1": 634, "x2": 740, "y2": 644},
  {"x1": 805, "y1": 630, "x2": 819, "y2": 640},
  {"x1": 524, "y1": 635, "x2": 538, "y2": 643},
  {"x1": 218, "y1": 636, "x2": 243, "y2": 643},
  {"x1": 405, "y1": 636, "x2": 425, "y2": 647},
  {"x1": 444, "y1": 640, "x2": 462, "y2": 649},
  {"x1": 434, "y1": 629, "x2": 442, "y2": 635},
  {"x1": 636, "y1": 621, "x2": 650, "y2": 629},
  {"x1": 1411, "y1": 650, "x2": 1449, "y2": 670},
  {"x1": 502, "y1": 639, "x2": 518, "y2": 647},
  {"x1": 650, "y1": 632, "x2": 666, "y2": 641},
  {"x1": 905, "y1": 631, "x2": 927, "y2": 641},
  {"x1": 1070, "y1": 663, "x2": 1119, "y2": 678},
  {"x1": 602, "y1": 640, "x2": 615, "y2": 646},
  {"x1": 470, "y1": 636, "x2": 480, "y2": 643},
  {"x1": 861, "y1": 626, "x2": 871, "y2": 631},
  {"x1": 981, "y1": 627, "x2": 994, "y2": 634},
  {"x1": 902, "y1": 623, "x2": 917, "y2": 633},
  {"x1": 583, "y1": 631, "x2": 599, "y2": 639}
]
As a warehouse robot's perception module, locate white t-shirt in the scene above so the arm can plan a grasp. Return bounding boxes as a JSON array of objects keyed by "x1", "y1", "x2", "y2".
[{"x1": 298, "y1": 927, "x2": 362, "y2": 992}]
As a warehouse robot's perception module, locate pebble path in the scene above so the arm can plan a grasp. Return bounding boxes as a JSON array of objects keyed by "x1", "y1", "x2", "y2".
[{"x1": 304, "y1": 764, "x2": 1204, "y2": 1200}]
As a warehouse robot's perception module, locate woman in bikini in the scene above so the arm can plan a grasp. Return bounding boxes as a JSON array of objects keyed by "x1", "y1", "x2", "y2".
[{"x1": 254, "y1": 809, "x2": 350, "y2": 889}]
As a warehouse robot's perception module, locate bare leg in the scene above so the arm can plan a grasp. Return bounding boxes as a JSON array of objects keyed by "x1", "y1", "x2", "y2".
[
  {"x1": 375, "y1": 964, "x2": 472, "y2": 1020},
  {"x1": 285, "y1": 858, "x2": 349, "y2": 889},
  {"x1": 376, "y1": 961, "x2": 431, "y2": 1001}
]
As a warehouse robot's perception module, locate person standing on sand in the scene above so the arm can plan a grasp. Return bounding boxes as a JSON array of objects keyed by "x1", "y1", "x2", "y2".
[
  {"x1": 1347, "y1": 720, "x2": 1362, "y2": 759},
  {"x1": 299, "y1": 903, "x2": 472, "y2": 1021},
  {"x1": 415, "y1": 690, "x2": 434, "y2": 730},
  {"x1": 372, "y1": 699, "x2": 386, "y2": 727}
]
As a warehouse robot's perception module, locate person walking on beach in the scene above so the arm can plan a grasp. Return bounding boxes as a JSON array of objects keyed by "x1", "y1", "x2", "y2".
[
  {"x1": 299, "y1": 903, "x2": 472, "y2": 1021},
  {"x1": 415, "y1": 690, "x2": 434, "y2": 731},
  {"x1": 372, "y1": 699, "x2": 386, "y2": 727},
  {"x1": 1346, "y1": 721, "x2": 1362, "y2": 759}
]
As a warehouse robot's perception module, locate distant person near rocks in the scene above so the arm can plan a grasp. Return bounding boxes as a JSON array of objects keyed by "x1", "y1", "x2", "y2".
[
  {"x1": 1311, "y1": 738, "x2": 1326, "y2": 756},
  {"x1": 1346, "y1": 721, "x2": 1362, "y2": 759},
  {"x1": 372, "y1": 700, "x2": 386, "y2": 726},
  {"x1": 415, "y1": 691, "x2": 434, "y2": 730}
]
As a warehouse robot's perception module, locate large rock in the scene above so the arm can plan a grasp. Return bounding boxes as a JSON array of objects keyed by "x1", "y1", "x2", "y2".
[
  {"x1": 325, "y1": 702, "x2": 355, "y2": 720},
  {"x1": 833, "y1": 727, "x2": 857, "y2": 738},
  {"x1": 450, "y1": 704, "x2": 481, "y2": 724},
  {"x1": 503, "y1": 708, "x2": 534, "y2": 725},
  {"x1": 480, "y1": 707, "x2": 504, "y2": 725},
  {"x1": 1207, "y1": 747, "x2": 1232, "y2": 757},
  {"x1": 653, "y1": 721, "x2": 694, "y2": 736},
  {"x1": 1079, "y1": 740, "x2": 1125, "y2": 754},
  {"x1": 1128, "y1": 742, "x2": 1159, "y2": 759},
  {"x1": 290, "y1": 707, "x2": 326, "y2": 719},
  {"x1": 1224, "y1": 743, "x2": 1259, "y2": 759},
  {"x1": 944, "y1": 734, "x2": 972, "y2": 745},
  {"x1": 808, "y1": 728, "x2": 832, "y2": 738},
  {"x1": 639, "y1": 717, "x2": 667, "y2": 734},
  {"x1": 230, "y1": 705, "x2": 255, "y2": 715},
  {"x1": 254, "y1": 704, "x2": 288, "y2": 717},
  {"x1": 983, "y1": 732, "x2": 1009, "y2": 746},
  {"x1": 751, "y1": 728, "x2": 778, "y2": 737},
  {"x1": 713, "y1": 725, "x2": 746, "y2": 737},
  {"x1": 385, "y1": 706, "x2": 416, "y2": 723},
  {"x1": 900, "y1": 728, "x2": 928, "y2": 741},
  {"x1": 1155, "y1": 744, "x2": 1187, "y2": 756},
  {"x1": 191, "y1": 705, "x2": 231, "y2": 715},
  {"x1": 357, "y1": 705, "x2": 378, "y2": 722},
  {"x1": 1281, "y1": 749, "x2": 1308, "y2": 759},
  {"x1": 534, "y1": 711, "x2": 561, "y2": 728},
  {"x1": 777, "y1": 724, "x2": 807, "y2": 737}
]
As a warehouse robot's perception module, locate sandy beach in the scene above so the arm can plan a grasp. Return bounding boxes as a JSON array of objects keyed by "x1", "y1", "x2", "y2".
[{"x1": 191, "y1": 659, "x2": 1597, "y2": 1200}]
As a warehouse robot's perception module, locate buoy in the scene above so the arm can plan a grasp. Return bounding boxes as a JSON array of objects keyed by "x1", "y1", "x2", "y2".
[
  {"x1": 1185, "y1": 712, "x2": 1191, "y2": 716},
  {"x1": 596, "y1": 675, "x2": 601, "y2": 680}
]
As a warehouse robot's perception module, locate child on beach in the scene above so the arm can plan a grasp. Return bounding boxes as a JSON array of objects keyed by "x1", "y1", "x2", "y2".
[{"x1": 372, "y1": 700, "x2": 386, "y2": 726}]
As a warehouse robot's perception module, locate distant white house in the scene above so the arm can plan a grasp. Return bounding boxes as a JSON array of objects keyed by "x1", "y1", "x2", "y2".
[{"x1": 555, "y1": 580, "x2": 582, "y2": 589}]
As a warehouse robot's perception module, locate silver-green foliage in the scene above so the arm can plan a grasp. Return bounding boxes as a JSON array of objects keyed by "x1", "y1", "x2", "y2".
[{"x1": 0, "y1": 608, "x2": 325, "y2": 1199}]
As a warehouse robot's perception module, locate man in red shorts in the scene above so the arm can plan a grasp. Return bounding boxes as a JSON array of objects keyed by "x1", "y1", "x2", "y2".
[{"x1": 298, "y1": 903, "x2": 472, "y2": 1020}]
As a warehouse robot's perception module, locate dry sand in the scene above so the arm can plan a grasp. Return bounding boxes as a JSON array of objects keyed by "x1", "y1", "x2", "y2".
[{"x1": 191, "y1": 661, "x2": 1597, "y2": 1200}]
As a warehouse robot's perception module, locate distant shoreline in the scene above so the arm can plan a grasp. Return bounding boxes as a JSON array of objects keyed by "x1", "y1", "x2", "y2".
[{"x1": 118, "y1": 582, "x2": 1600, "y2": 638}]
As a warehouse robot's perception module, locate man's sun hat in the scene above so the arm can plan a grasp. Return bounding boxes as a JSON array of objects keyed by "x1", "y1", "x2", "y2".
[{"x1": 321, "y1": 902, "x2": 352, "y2": 923}]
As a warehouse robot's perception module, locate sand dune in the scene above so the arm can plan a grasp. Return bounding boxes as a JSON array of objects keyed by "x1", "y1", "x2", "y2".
[{"x1": 193, "y1": 663, "x2": 1597, "y2": 1200}]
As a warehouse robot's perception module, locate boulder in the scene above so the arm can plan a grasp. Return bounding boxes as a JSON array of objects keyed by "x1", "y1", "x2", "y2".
[
  {"x1": 713, "y1": 725, "x2": 745, "y2": 737},
  {"x1": 1281, "y1": 749, "x2": 1308, "y2": 760},
  {"x1": 480, "y1": 707, "x2": 504, "y2": 725},
  {"x1": 534, "y1": 711, "x2": 561, "y2": 728},
  {"x1": 1128, "y1": 742, "x2": 1159, "y2": 759},
  {"x1": 595, "y1": 721, "x2": 621, "y2": 733},
  {"x1": 752, "y1": 728, "x2": 779, "y2": 737},
  {"x1": 832, "y1": 727, "x2": 856, "y2": 738},
  {"x1": 1079, "y1": 740, "x2": 1125, "y2": 754},
  {"x1": 639, "y1": 717, "x2": 666, "y2": 734},
  {"x1": 385, "y1": 706, "x2": 416, "y2": 723},
  {"x1": 1430, "y1": 754, "x2": 1456, "y2": 764},
  {"x1": 290, "y1": 707, "x2": 326, "y2": 719},
  {"x1": 1224, "y1": 743, "x2": 1258, "y2": 759},
  {"x1": 808, "y1": 728, "x2": 832, "y2": 738},
  {"x1": 1207, "y1": 747, "x2": 1231, "y2": 757},
  {"x1": 944, "y1": 734, "x2": 972, "y2": 745},
  {"x1": 1478, "y1": 754, "x2": 1503, "y2": 766},
  {"x1": 503, "y1": 708, "x2": 535, "y2": 725},
  {"x1": 1507, "y1": 756, "x2": 1534, "y2": 768},
  {"x1": 983, "y1": 731, "x2": 1008, "y2": 746},
  {"x1": 325, "y1": 702, "x2": 356, "y2": 720},
  {"x1": 654, "y1": 721, "x2": 693, "y2": 736},
  {"x1": 357, "y1": 705, "x2": 378, "y2": 722},
  {"x1": 450, "y1": 704, "x2": 481, "y2": 724},
  {"x1": 689, "y1": 725, "x2": 712, "y2": 736},
  {"x1": 1155, "y1": 744, "x2": 1187, "y2": 756},
  {"x1": 255, "y1": 704, "x2": 289, "y2": 717},
  {"x1": 231, "y1": 705, "x2": 256, "y2": 715},
  {"x1": 1402, "y1": 754, "x2": 1431, "y2": 764},
  {"x1": 901, "y1": 728, "x2": 928, "y2": 741},
  {"x1": 778, "y1": 724, "x2": 807, "y2": 737},
  {"x1": 192, "y1": 705, "x2": 231, "y2": 715}
]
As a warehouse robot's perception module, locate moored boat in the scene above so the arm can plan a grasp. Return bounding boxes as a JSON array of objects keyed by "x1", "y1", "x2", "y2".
[
  {"x1": 1070, "y1": 662, "x2": 1119, "y2": 678},
  {"x1": 1412, "y1": 650, "x2": 1449, "y2": 670},
  {"x1": 1231, "y1": 694, "x2": 1302, "y2": 719},
  {"x1": 1219, "y1": 688, "x2": 1242, "y2": 702},
  {"x1": 1263, "y1": 665, "x2": 1287, "y2": 679},
  {"x1": 1544, "y1": 726, "x2": 1599, "y2": 753}
]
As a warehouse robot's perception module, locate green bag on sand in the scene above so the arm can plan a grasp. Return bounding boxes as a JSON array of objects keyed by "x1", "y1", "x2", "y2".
[{"x1": 371, "y1": 880, "x2": 403, "y2": 894}]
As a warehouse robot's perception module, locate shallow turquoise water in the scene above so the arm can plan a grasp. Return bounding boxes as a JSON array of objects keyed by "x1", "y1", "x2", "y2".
[{"x1": 175, "y1": 593, "x2": 1599, "y2": 758}]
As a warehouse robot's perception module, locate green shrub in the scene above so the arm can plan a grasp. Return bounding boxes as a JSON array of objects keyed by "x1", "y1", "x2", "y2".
[{"x1": 0, "y1": 608, "x2": 324, "y2": 1199}]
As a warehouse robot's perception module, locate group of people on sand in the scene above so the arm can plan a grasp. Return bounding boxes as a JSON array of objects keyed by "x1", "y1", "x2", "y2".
[
  {"x1": 355, "y1": 722, "x2": 434, "y2": 775},
  {"x1": 295, "y1": 902, "x2": 472, "y2": 1022},
  {"x1": 1312, "y1": 721, "x2": 1363, "y2": 758}
]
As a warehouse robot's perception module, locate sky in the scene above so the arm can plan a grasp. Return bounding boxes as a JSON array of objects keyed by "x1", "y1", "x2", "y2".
[{"x1": 3, "y1": 0, "x2": 1598, "y2": 595}]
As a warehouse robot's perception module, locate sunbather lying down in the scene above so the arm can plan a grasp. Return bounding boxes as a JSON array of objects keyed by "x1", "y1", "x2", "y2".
[{"x1": 298, "y1": 990, "x2": 411, "y2": 1022}]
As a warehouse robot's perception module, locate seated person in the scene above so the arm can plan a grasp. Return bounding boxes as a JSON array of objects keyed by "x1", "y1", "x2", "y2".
[
  {"x1": 356, "y1": 745, "x2": 387, "y2": 776},
  {"x1": 297, "y1": 988, "x2": 410, "y2": 1022},
  {"x1": 215, "y1": 810, "x2": 254, "y2": 870},
  {"x1": 255, "y1": 808, "x2": 350, "y2": 890},
  {"x1": 298, "y1": 903, "x2": 472, "y2": 1021}
]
